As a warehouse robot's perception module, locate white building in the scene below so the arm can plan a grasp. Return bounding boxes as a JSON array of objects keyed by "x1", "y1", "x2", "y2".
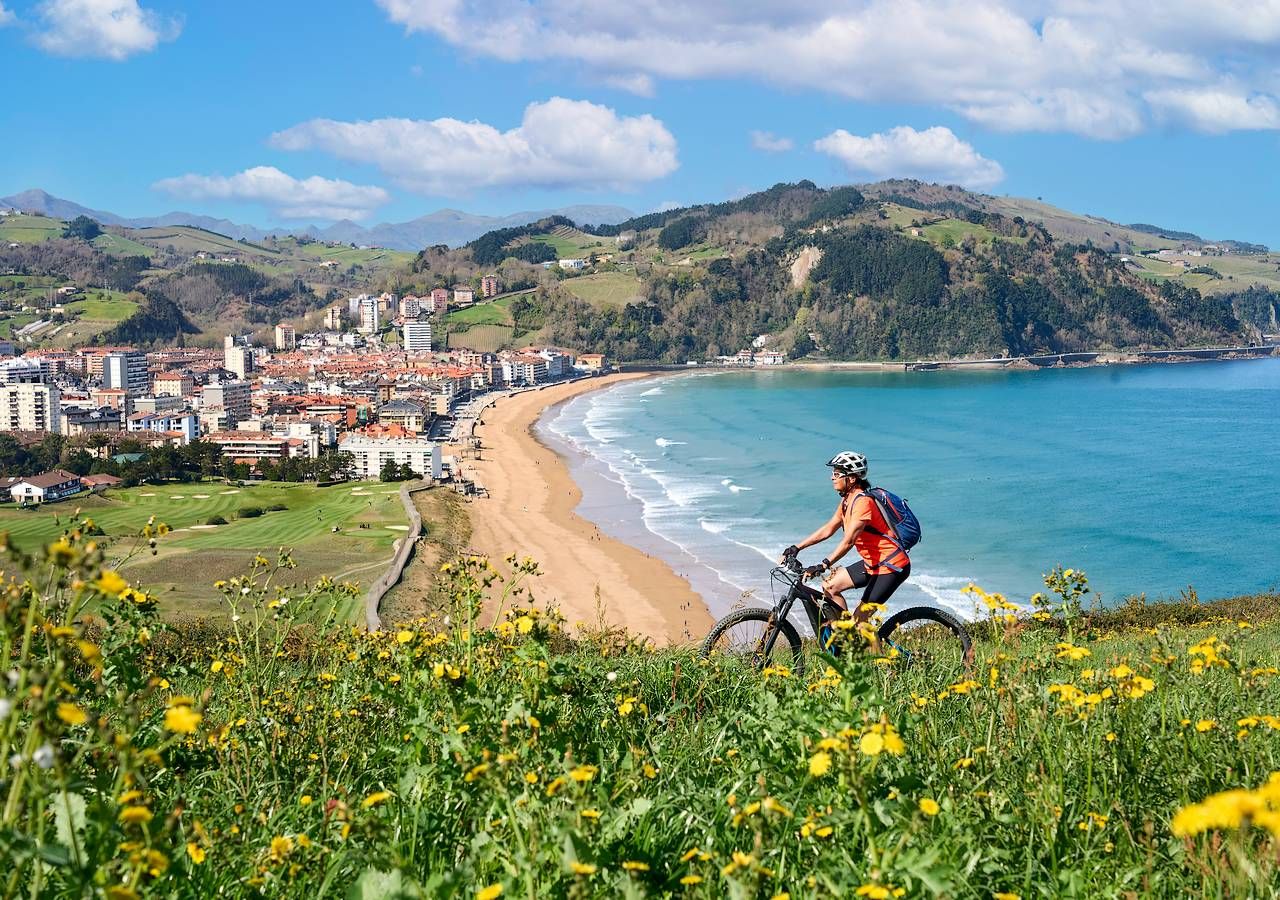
[
  {"x1": 339, "y1": 434, "x2": 442, "y2": 480},
  {"x1": 274, "y1": 324, "x2": 296, "y2": 350},
  {"x1": 102, "y1": 351, "x2": 149, "y2": 394},
  {"x1": 202, "y1": 380, "x2": 252, "y2": 427},
  {"x1": 0, "y1": 382, "x2": 59, "y2": 433},
  {"x1": 558, "y1": 258, "x2": 586, "y2": 271},
  {"x1": 224, "y1": 344, "x2": 254, "y2": 380},
  {"x1": 403, "y1": 320, "x2": 433, "y2": 353},
  {"x1": 400, "y1": 296, "x2": 421, "y2": 318},
  {"x1": 359, "y1": 296, "x2": 381, "y2": 334},
  {"x1": 0, "y1": 357, "x2": 47, "y2": 384}
]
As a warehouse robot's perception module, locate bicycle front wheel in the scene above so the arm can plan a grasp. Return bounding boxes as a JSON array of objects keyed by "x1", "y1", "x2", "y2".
[
  {"x1": 876, "y1": 606, "x2": 973, "y2": 682},
  {"x1": 701, "y1": 608, "x2": 803, "y2": 675}
]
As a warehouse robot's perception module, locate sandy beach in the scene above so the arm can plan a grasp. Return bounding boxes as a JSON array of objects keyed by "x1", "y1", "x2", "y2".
[{"x1": 460, "y1": 374, "x2": 713, "y2": 645}]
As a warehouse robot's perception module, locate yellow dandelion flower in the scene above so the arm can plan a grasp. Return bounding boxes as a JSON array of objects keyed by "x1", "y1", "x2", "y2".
[
  {"x1": 569, "y1": 861, "x2": 597, "y2": 876},
  {"x1": 210, "y1": 660, "x2": 224, "y2": 673},
  {"x1": 993, "y1": 893, "x2": 1022, "y2": 900},
  {"x1": 362, "y1": 791, "x2": 393, "y2": 808},
  {"x1": 476, "y1": 885, "x2": 503, "y2": 900},
  {"x1": 680, "y1": 875, "x2": 703, "y2": 885},
  {"x1": 569, "y1": 764, "x2": 598, "y2": 782},
  {"x1": 186, "y1": 842, "x2": 206, "y2": 864},
  {"x1": 300, "y1": 795, "x2": 312, "y2": 805},
  {"x1": 119, "y1": 806, "x2": 153, "y2": 825},
  {"x1": 919, "y1": 797, "x2": 941, "y2": 816},
  {"x1": 95, "y1": 570, "x2": 128, "y2": 596},
  {"x1": 1195, "y1": 719, "x2": 1216, "y2": 733},
  {"x1": 164, "y1": 705, "x2": 202, "y2": 734},
  {"x1": 396, "y1": 630, "x2": 414, "y2": 644},
  {"x1": 859, "y1": 732, "x2": 885, "y2": 757},
  {"x1": 622, "y1": 861, "x2": 650, "y2": 872},
  {"x1": 809, "y1": 751, "x2": 832, "y2": 776},
  {"x1": 57, "y1": 703, "x2": 88, "y2": 726}
]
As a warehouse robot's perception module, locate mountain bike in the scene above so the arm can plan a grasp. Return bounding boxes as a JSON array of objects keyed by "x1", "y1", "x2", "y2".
[{"x1": 701, "y1": 556, "x2": 973, "y2": 677}]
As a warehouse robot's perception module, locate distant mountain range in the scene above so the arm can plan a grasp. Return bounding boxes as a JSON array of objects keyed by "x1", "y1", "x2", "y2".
[{"x1": 0, "y1": 189, "x2": 635, "y2": 251}]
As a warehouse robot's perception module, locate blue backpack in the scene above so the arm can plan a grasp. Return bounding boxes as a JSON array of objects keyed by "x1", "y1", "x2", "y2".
[{"x1": 860, "y1": 487, "x2": 922, "y2": 562}]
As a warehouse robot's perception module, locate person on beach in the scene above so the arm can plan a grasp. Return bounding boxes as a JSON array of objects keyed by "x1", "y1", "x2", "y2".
[{"x1": 780, "y1": 451, "x2": 910, "y2": 647}]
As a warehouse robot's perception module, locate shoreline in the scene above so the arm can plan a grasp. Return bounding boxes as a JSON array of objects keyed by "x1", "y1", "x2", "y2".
[
  {"x1": 626, "y1": 343, "x2": 1278, "y2": 374},
  {"x1": 458, "y1": 373, "x2": 712, "y2": 645}
]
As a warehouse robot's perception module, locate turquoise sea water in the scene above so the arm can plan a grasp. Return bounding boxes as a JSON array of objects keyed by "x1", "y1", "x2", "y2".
[{"x1": 539, "y1": 359, "x2": 1280, "y2": 622}]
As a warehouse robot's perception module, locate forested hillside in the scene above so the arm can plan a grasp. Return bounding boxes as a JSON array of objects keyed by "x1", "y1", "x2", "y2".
[{"x1": 438, "y1": 181, "x2": 1277, "y2": 362}]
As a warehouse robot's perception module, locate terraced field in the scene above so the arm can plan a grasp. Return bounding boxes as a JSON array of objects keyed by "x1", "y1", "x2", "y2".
[
  {"x1": 0, "y1": 481, "x2": 410, "y2": 619},
  {"x1": 562, "y1": 272, "x2": 644, "y2": 307},
  {"x1": 0, "y1": 215, "x2": 62, "y2": 243}
]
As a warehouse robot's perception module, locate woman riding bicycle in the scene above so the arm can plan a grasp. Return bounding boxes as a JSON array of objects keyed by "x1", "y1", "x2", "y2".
[{"x1": 780, "y1": 451, "x2": 911, "y2": 647}]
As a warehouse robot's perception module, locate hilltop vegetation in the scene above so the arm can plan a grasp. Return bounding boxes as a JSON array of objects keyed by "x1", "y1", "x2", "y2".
[
  {"x1": 0, "y1": 215, "x2": 415, "y2": 345},
  {"x1": 5, "y1": 537, "x2": 1279, "y2": 897},
  {"x1": 431, "y1": 180, "x2": 1277, "y2": 361}
]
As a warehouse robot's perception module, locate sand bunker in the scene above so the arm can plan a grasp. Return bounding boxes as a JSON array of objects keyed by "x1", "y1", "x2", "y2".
[
  {"x1": 387, "y1": 525, "x2": 410, "y2": 531},
  {"x1": 170, "y1": 495, "x2": 184, "y2": 499},
  {"x1": 220, "y1": 490, "x2": 240, "y2": 495},
  {"x1": 191, "y1": 494, "x2": 210, "y2": 499},
  {"x1": 189, "y1": 524, "x2": 218, "y2": 530},
  {"x1": 139, "y1": 493, "x2": 155, "y2": 497}
]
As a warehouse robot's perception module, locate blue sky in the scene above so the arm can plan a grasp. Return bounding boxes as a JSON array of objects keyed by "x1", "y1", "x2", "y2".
[{"x1": 3, "y1": 0, "x2": 1280, "y2": 245}]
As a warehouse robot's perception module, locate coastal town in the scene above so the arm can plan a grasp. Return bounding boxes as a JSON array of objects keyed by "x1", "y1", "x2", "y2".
[{"x1": 0, "y1": 284, "x2": 621, "y2": 501}]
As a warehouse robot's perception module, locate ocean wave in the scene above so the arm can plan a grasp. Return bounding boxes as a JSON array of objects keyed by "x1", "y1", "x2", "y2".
[
  {"x1": 655, "y1": 437, "x2": 686, "y2": 447},
  {"x1": 699, "y1": 518, "x2": 730, "y2": 534},
  {"x1": 720, "y1": 478, "x2": 733, "y2": 486},
  {"x1": 729, "y1": 484, "x2": 753, "y2": 493},
  {"x1": 640, "y1": 386, "x2": 664, "y2": 396}
]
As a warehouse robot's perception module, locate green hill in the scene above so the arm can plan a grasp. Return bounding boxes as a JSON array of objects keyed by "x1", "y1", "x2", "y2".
[
  {"x1": 440, "y1": 180, "x2": 1277, "y2": 362},
  {"x1": 8, "y1": 540, "x2": 1280, "y2": 896}
]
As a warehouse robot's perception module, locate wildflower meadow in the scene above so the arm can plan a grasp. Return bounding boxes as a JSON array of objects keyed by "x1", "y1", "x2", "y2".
[{"x1": 1, "y1": 517, "x2": 1278, "y2": 898}]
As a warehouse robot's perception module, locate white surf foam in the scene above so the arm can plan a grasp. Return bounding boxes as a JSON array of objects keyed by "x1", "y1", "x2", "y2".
[
  {"x1": 729, "y1": 484, "x2": 753, "y2": 493},
  {"x1": 640, "y1": 386, "x2": 664, "y2": 396},
  {"x1": 655, "y1": 437, "x2": 686, "y2": 447}
]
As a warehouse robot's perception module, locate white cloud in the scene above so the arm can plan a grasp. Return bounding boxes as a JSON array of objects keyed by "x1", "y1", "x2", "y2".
[
  {"x1": 270, "y1": 97, "x2": 678, "y2": 194},
  {"x1": 601, "y1": 72, "x2": 656, "y2": 97},
  {"x1": 373, "y1": 0, "x2": 1280, "y2": 138},
  {"x1": 1145, "y1": 88, "x2": 1280, "y2": 133},
  {"x1": 35, "y1": 0, "x2": 179, "y2": 60},
  {"x1": 814, "y1": 125, "x2": 1005, "y2": 190},
  {"x1": 153, "y1": 166, "x2": 390, "y2": 221},
  {"x1": 750, "y1": 130, "x2": 794, "y2": 153},
  {"x1": 0, "y1": 4, "x2": 16, "y2": 27}
]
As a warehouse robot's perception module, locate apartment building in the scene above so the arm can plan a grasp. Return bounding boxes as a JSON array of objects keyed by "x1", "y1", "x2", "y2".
[
  {"x1": 202, "y1": 379, "x2": 252, "y2": 426},
  {"x1": 274, "y1": 324, "x2": 296, "y2": 351},
  {"x1": 0, "y1": 382, "x2": 59, "y2": 433},
  {"x1": 339, "y1": 433, "x2": 442, "y2": 480},
  {"x1": 102, "y1": 351, "x2": 149, "y2": 394},
  {"x1": 403, "y1": 320, "x2": 433, "y2": 353}
]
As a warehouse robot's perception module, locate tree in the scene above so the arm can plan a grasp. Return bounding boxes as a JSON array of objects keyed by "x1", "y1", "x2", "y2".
[
  {"x1": 380, "y1": 459, "x2": 402, "y2": 482},
  {"x1": 62, "y1": 216, "x2": 102, "y2": 242}
]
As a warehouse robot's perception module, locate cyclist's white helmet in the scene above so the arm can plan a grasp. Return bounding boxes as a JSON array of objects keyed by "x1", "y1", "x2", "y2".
[{"x1": 826, "y1": 451, "x2": 868, "y2": 478}]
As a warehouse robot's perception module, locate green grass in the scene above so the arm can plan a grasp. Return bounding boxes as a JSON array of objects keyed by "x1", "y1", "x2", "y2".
[
  {"x1": 61, "y1": 293, "x2": 139, "y2": 322},
  {"x1": 922, "y1": 218, "x2": 996, "y2": 246},
  {"x1": 0, "y1": 481, "x2": 409, "y2": 618},
  {"x1": 446, "y1": 323, "x2": 514, "y2": 351},
  {"x1": 0, "y1": 215, "x2": 63, "y2": 243},
  {"x1": 527, "y1": 226, "x2": 610, "y2": 259},
  {"x1": 445, "y1": 297, "x2": 515, "y2": 328},
  {"x1": 92, "y1": 231, "x2": 156, "y2": 257},
  {"x1": 562, "y1": 272, "x2": 645, "y2": 308},
  {"x1": 8, "y1": 551, "x2": 1280, "y2": 897}
]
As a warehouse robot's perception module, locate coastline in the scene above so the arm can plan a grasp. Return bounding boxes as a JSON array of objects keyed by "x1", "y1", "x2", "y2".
[{"x1": 458, "y1": 373, "x2": 713, "y2": 645}]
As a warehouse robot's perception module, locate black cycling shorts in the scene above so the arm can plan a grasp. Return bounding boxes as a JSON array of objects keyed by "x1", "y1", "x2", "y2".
[{"x1": 843, "y1": 560, "x2": 910, "y2": 607}]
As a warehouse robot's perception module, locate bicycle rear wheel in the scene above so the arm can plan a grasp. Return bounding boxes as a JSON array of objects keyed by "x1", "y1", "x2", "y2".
[
  {"x1": 701, "y1": 608, "x2": 803, "y2": 675},
  {"x1": 876, "y1": 606, "x2": 973, "y2": 682}
]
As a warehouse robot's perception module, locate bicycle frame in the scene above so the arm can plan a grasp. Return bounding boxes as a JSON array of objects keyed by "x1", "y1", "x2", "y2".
[{"x1": 761, "y1": 559, "x2": 827, "y2": 658}]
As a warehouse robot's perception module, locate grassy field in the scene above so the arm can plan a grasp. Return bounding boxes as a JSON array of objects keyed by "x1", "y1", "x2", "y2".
[
  {"x1": 528, "y1": 226, "x2": 611, "y2": 258},
  {"x1": 8, "y1": 552, "x2": 1279, "y2": 897},
  {"x1": 61, "y1": 292, "x2": 139, "y2": 322},
  {"x1": 0, "y1": 481, "x2": 409, "y2": 619},
  {"x1": 922, "y1": 218, "x2": 997, "y2": 246},
  {"x1": 562, "y1": 272, "x2": 645, "y2": 307},
  {"x1": 0, "y1": 214, "x2": 63, "y2": 243},
  {"x1": 446, "y1": 323, "x2": 515, "y2": 351},
  {"x1": 92, "y1": 231, "x2": 157, "y2": 257},
  {"x1": 446, "y1": 296, "x2": 515, "y2": 327}
]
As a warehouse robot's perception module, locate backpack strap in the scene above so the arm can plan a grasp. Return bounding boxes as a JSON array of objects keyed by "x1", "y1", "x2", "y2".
[{"x1": 851, "y1": 489, "x2": 910, "y2": 571}]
